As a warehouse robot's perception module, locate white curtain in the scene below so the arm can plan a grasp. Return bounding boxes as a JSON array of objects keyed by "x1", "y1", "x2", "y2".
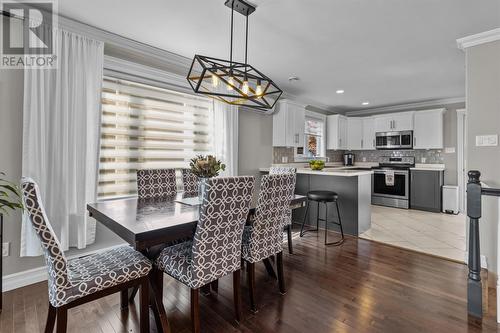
[
  {"x1": 213, "y1": 101, "x2": 239, "y2": 177},
  {"x1": 21, "y1": 29, "x2": 104, "y2": 256}
]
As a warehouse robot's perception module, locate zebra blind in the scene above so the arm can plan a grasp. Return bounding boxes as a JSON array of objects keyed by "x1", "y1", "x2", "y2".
[{"x1": 98, "y1": 76, "x2": 214, "y2": 199}]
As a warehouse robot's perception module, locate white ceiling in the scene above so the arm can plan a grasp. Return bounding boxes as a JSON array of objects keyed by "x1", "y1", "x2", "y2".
[{"x1": 58, "y1": 0, "x2": 499, "y2": 111}]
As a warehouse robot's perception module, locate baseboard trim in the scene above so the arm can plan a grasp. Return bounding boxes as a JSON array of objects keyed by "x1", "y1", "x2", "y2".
[{"x1": 2, "y1": 244, "x2": 125, "y2": 292}]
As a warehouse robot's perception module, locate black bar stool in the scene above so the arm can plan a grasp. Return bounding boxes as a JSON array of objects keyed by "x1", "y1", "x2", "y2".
[{"x1": 300, "y1": 190, "x2": 344, "y2": 245}]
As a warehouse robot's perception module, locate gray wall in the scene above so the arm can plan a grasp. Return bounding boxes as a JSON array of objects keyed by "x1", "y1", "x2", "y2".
[
  {"x1": 237, "y1": 110, "x2": 273, "y2": 202},
  {"x1": 466, "y1": 40, "x2": 500, "y2": 274}
]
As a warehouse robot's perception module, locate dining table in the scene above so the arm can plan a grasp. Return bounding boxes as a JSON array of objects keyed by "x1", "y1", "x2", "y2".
[{"x1": 87, "y1": 192, "x2": 306, "y2": 333}]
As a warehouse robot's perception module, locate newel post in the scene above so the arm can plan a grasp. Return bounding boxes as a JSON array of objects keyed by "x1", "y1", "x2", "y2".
[{"x1": 467, "y1": 170, "x2": 482, "y2": 318}]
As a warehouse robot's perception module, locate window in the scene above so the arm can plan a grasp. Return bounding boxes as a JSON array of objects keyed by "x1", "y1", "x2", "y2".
[
  {"x1": 304, "y1": 116, "x2": 325, "y2": 158},
  {"x1": 98, "y1": 76, "x2": 214, "y2": 199}
]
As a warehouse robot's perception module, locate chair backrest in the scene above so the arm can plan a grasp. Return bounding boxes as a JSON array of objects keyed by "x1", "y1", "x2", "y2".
[
  {"x1": 20, "y1": 177, "x2": 71, "y2": 304},
  {"x1": 244, "y1": 174, "x2": 295, "y2": 261},
  {"x1": 182, "y1": 169, "x2": 198, "y2": 194},
  {"x1": 136, "y1": 169, "x2": 176, "y2": 199},
  {"x1": 269, "y1": 166, "x2": 297, "y2": 175},
  {"x1": 191, "y1": 176, "x2": 254, "y2": 283}
]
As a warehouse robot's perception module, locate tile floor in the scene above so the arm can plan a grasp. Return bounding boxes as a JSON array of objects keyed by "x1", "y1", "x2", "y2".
[{"x1": 359, "y1": 205, "x2": 466, "y2": 262}]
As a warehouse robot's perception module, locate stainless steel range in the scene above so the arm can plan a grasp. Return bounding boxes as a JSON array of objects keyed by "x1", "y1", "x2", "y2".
[{"x1": 371, "y1": 156, "x2": 415, "y2": 209}]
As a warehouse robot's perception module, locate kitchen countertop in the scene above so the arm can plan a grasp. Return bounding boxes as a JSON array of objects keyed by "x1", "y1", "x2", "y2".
[{"x1": 260, "y1": 167, "x2": 373, "y2": 177}]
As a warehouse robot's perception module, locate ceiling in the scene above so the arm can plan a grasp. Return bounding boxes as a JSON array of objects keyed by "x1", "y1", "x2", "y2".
[{"x1": 58, "y1": 0, "x2": 499, "y2": 112}]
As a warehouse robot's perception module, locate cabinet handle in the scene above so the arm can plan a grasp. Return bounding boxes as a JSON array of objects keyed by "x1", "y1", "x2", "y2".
[
  {"x1": 361, "y1": 139, "x2": 363, "y2": 148},
  {"x1": 414, "y1": 137, "x2": 416, "y2": 147},
  {"x1": 295, "y1": 133, "x2": 299, "y2": 144},
  {"x1": 373, "y1": 139, "x2": 375, "y2": 147}
]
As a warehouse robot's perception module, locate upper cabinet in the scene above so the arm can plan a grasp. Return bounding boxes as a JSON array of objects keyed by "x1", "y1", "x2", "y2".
[
  {"x1": 326, "y1": 114, "x2": 348, "y2": 150},
  {"x1": 374, "y1": 111, "x2": 414, "y2": 132},
  {"x1": 361, "y1": 117, "x2": 376, "y2": 150},
  {"x1": 272, "y1": 100, "x2": 306, "y2": 147},
  {"x1": 413, "y1": 109, "x2": 444, "y2": 149},
  {"x1": 347, "y1": 117, "x2": 363, "y2": 150}
]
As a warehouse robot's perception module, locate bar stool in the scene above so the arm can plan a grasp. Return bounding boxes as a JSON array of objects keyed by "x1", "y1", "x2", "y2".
[{"x1": 300, "y1": 190, "x2": 344, "y2": 245}]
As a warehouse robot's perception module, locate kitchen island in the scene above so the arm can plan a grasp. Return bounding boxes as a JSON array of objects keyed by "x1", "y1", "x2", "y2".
[{"x1": 260, "y1": 167, "x2": 373, "y2": 236}]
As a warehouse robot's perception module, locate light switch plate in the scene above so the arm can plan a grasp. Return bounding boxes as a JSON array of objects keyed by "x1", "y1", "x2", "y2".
[
  {"x1": 281, "y1": 156, "x2": 288, "y2": 163},
  {"x1": 476, "y1": 134, "x2": 498, "y2": 147},
  {"x1": 2, "y1": 242, "x2": 10, "y2": 257},
  {"x1": 445, "y1": 147, "x2": 456, "y2": 154},
  {"x1": 421, "y1": 157, "x2": 426, "y2": 163}
]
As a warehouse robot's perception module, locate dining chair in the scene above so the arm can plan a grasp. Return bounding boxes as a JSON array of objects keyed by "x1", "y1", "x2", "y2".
[
  {"x1": 155, "y1": 176, "x2": 255, "y2": 333},
  {"x1": 269, "y1": 166, "x2": 297, "y2": 254},
  {"x1": 136, "y1": 168, "x2": 177, "y2": 198},
  {"x1": 20, "y1": 178, "x2": 152, "y2": 333},
  {"x1": 241, "y1": 173, "x2": 295, "y2": 312},
  {"x1": 182, "y1": 168, "x2": 199, "y2": 194}
]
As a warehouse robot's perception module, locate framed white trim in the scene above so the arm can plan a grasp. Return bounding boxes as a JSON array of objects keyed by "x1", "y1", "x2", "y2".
[
  {"x1": 457, "y1": 109, "x2": 467, "y2": 213},
  {"x1": 345, "y1": 97, "x2": 465, "y2": 116},
  {"x1": 457, "y1": 28, "x2": 500, "y2": 50}
]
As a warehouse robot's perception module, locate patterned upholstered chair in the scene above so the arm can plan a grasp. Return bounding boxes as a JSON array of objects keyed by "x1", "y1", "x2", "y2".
[
  {"x1": 20, "y1": 178, "x2": 152, "y2": 333},
  {"x1": 241, "y1": 173, "x2": 295, "y2": 312},
  {"x1": 182, "y1": 168, "x2": 199, "y2": 194},
  {"x1": 155, "y1": 176, "x2": 255, "y2": 333},
  {"x1": 269, "y1": 166, "x2": 297, "y2": 254},
  {"x1": 136, "y1": 168, "x2": 177, "y2": 199}
]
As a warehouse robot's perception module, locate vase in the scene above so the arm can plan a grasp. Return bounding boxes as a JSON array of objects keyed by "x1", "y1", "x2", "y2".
[{"x1": 198, "y1": 178, "x2": 209, "y2": 201}]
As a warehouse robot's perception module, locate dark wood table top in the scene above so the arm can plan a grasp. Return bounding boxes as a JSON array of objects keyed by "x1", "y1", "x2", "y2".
[{"x1": 87, "y1": 193, "x2": 306, "y2": 250}]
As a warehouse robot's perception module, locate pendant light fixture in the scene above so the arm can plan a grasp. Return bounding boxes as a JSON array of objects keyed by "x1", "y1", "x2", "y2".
[{"x1": 187, "y1": 0, "x2": 283, "y2": 111}]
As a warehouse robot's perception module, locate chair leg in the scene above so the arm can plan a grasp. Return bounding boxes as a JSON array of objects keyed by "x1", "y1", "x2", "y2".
[
  {"x1": 277, "y1": 251, "x2": 286, "y2": 295},
  {"x1": 286, "y1": 224, "x2": 294, "y2": 254},
  {"x1": 316, "y1": 201, "x2": 320, "y2": 230},
  {"x1": 55, "y1": 306, "x2": 67, "y2": 333},
  {"x1": 139, "y1": 278, "x2": 150, "y2": 333},
  {"x1": 325, "y1": 201, "x2": 345, "y2": 246},
  {"x1": 324, "y1": 202, "x2": 328, "y2": 245},
  {"x1": 210, "y1": 279, "x2": 219, "y2": 294},
  {"x1": 120, "y1": 289, "x2": 129, "y2": 309},
  {"x1": 262, "y1": 257, "x2": 277, "y2": 279},
  {"x1": 191, "y1": 288, "x2": 200, "y2": 333},
  {"x1": 128, "y1": 286, "x2": 139, "y2": 303},
  {"x1": 44, "y1": 303, "x2": 57, "y2": 333},
  {"x1": 201, "y1": 284, "x2": 211, "y2": 296},
  {"x1": 299, "y1": 201, "x2": 310, "y2": 237},
  {"x1": 247, "y1": 262, "x2": 257, "y2": 313},
  {"x1": 336, "y1": 201, "x2": 345, "y2": 240},
  {"x1": 233, "y1": 269, "x2": 242, "y2": 322}
]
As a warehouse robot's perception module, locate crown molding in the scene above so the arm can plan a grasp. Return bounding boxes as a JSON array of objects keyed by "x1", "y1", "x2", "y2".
[
  {"x1": 457, "y1": 28, "x2": 500, "y2": 50},
  {"x1": 345, "y1": 97, "x2": 465, "y2": 116}
]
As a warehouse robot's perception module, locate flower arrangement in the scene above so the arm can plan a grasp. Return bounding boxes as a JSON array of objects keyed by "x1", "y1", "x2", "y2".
[
  {"x1": 0, "y1": 172, "x2": 23, "y2": 215},
  {"x1": 189, "y1": 155, "x2": 226, "y2": 178}
]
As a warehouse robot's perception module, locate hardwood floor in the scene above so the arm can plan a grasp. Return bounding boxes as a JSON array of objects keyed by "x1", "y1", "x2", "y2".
[{"x1": 1, "y1": 228, "x2": 499, "y2": 332}]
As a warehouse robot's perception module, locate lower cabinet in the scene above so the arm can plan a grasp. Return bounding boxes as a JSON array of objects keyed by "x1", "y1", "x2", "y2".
[{"x1": 410, "y1": 170, "x2": 444, "y2": 212}]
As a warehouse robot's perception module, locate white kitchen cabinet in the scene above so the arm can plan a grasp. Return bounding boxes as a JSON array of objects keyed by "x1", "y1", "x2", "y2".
[
  {"x1": 326, "y1": 114, "x2": 347, "y2": 150},
  {"x1": 361, "y1": 117, "x2": 376, "y2": 150},
  {"x1": 413, "y1": 109, "x2": 444, "y2": 149},
  {"x1": 272, "y1": 100, "x2": 305, "y2": 147},
  {"x1": 374, "y1": 111, "x2": 414, "y2": 132},
  {"x1": 347, "y1": 117, "x2": 363, "y2": 150}
]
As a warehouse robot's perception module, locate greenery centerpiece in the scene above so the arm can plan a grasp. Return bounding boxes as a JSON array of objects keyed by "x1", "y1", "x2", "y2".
[
  {"x1": 0, "y1": 172, "x2": 23, "y2": 310},
  {"x1": 189, "y1": 155, "x2": 226, "y2": 199}
]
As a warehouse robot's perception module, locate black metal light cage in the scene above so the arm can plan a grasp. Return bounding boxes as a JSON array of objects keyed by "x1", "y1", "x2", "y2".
[{"x1": 186, "y1": 0, "x2": 283, "y2": 111}]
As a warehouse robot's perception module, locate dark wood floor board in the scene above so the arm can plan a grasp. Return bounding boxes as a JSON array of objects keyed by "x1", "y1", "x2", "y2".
[{"x1": 1, "y1": 229, "x2": 499, "y2": 333}]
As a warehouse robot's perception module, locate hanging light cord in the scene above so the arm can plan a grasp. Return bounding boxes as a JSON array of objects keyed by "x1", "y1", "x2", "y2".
[
  {"x1": 229, "y1": 1, "x2": 234, "y2": 67},
  {"x1": 245, "y1": 14, "x2": 248, "y2": 66}
]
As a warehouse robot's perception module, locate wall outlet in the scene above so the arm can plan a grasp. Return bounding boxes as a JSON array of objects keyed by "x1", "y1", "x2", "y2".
[
  {"x1": 2, "y1": 242, "x2": 10, "y2": 257},
  {"x1": 421, "y1": 157, "x2": 426, "y2": 163},
  {"x1": 476, "y1": 134, "x2": 498, "y2": 147},
  {"x1": 281, "y1": 156, "x2": 288, "y2": 163},
  {"x1": 362, "y1": 157, "x2": 367, "y2": 162},
  {"x1": 444, "y1": 147, "x2": 456, "y2": 154}
]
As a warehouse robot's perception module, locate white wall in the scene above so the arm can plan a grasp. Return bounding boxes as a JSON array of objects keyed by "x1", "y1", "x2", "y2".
[{"x1": 465, "y1": 40, "x2": 500, "y2": 274}]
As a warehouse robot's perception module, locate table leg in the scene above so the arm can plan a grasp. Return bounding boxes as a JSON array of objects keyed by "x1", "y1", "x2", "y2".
[
  {"x1": 150, "y1": 267, "x2": 171, "y2": 333},
  {"x1": 263, "y1": 257, "x2": 277, "y2": 279}
]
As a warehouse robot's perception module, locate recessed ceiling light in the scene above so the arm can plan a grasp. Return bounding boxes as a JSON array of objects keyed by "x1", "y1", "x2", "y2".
[
  {"x1": 362, "y1": 101, "x2": 370, "y2": 106},
  {"x1": 288, "y1": 76, "x2": 300, "y2": 82},
  {"x1": 336, "y1": 90, "x2": 344, "y2": 94}
]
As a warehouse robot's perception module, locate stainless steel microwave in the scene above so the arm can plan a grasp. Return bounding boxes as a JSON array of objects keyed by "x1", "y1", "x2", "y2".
[{"x1": 375, "y1": 130, "x2": 413, "y2": 150}]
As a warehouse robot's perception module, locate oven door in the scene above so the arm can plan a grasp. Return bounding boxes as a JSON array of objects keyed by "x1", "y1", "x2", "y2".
[{"x1": 372, "y1": 170, "x2": 409, "y2": 200}]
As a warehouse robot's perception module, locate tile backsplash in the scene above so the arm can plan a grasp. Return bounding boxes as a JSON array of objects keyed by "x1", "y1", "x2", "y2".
[
  {"x1": 272, "y1": 147, "x2": 443, "y2": 164},
  {"x1": 348, "y1": 149, "x2": 444, "y2": 164}
]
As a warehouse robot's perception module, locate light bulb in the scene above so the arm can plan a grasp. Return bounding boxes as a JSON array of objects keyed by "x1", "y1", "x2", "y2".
[
  {"x1": 211, "y1": 74, "x2": 219, "y2": 87},
  {"x1": 255, "y1": 81, "x2": 263, "y2": 96},
  {"x1": 242, "y1": 80, "x2": 249, "y2": 95},
  {"x1": 227, "y1": 76, "x2": 234, "y2": 91}
]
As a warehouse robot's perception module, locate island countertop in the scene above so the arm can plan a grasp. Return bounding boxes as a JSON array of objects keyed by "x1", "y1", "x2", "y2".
[{"x1": 259, "y1": 167, "x2": 373, "y2": 177}]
